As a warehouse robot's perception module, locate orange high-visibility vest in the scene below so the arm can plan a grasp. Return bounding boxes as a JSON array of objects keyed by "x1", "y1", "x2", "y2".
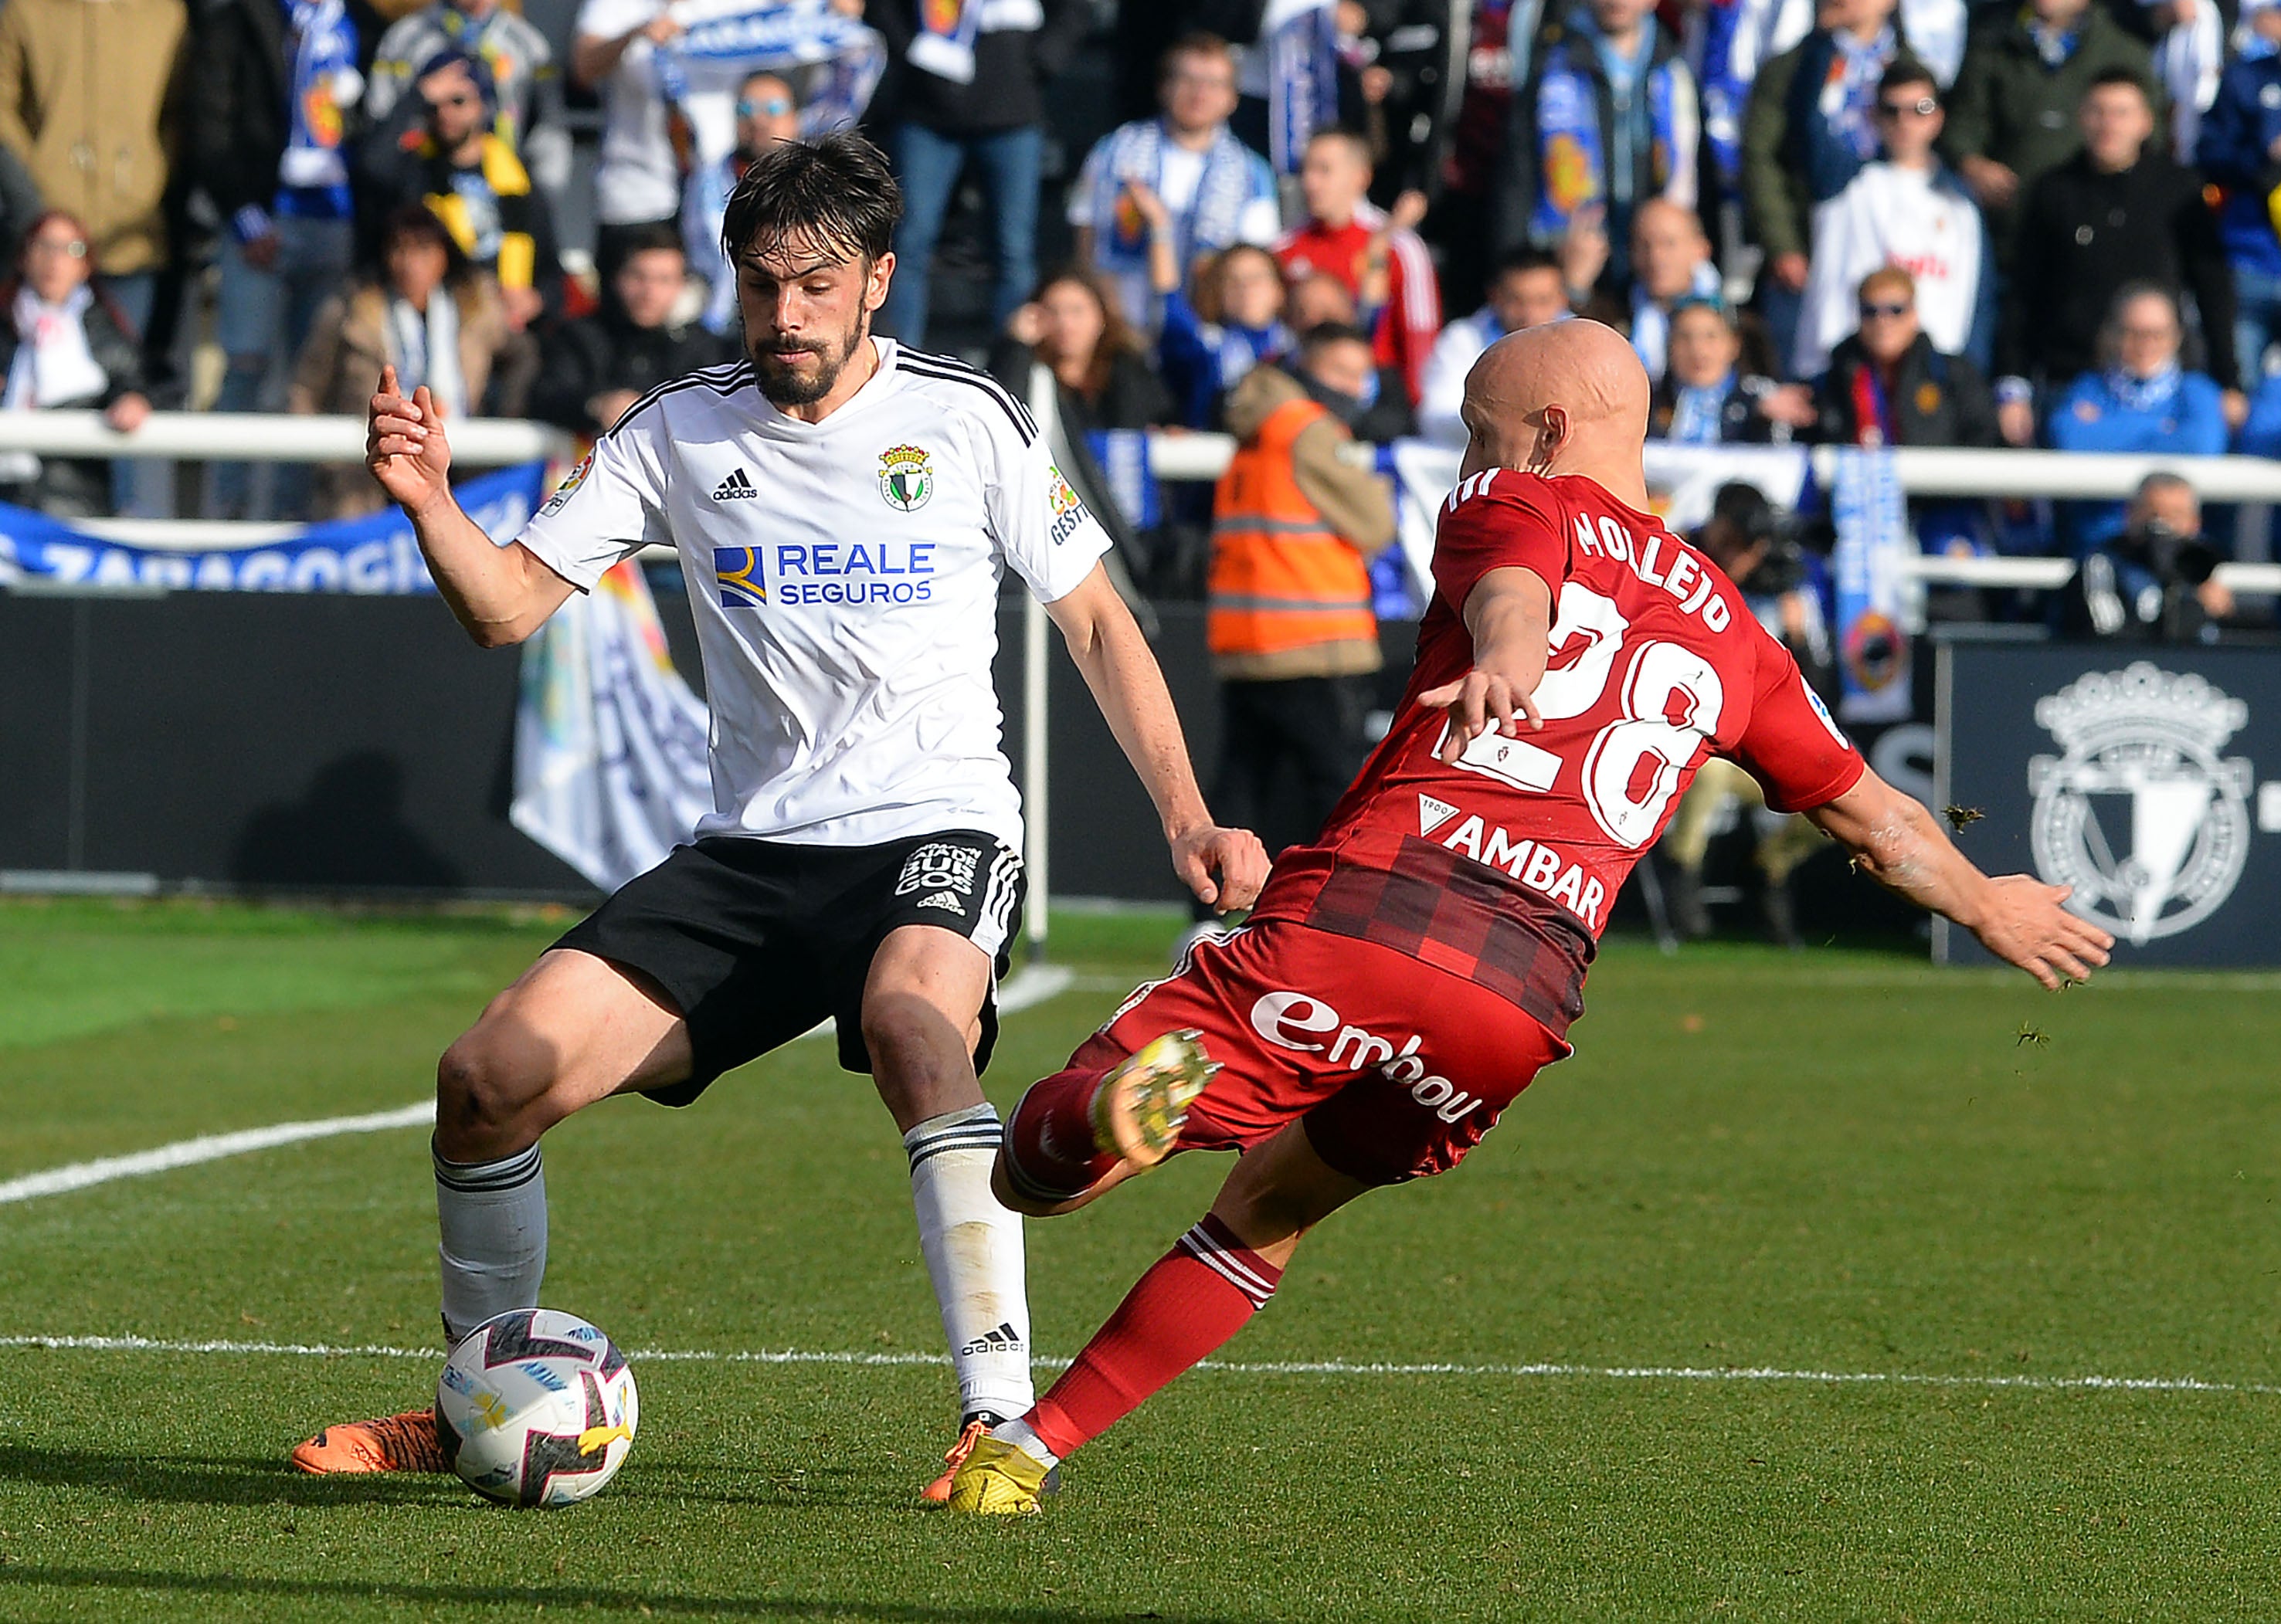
[{"x1": 1206, "y1": 397, "x2": 1376, "y2": 659}]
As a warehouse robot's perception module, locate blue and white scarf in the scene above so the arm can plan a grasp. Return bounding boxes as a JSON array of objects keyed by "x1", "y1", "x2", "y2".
[
  {"x1": 276, "y1": 0, "x2": 361, "y2": 222},
  {"x1": 1630, "y1": 259, "x2": 1723, "y2": 378},
  {"x1": 1668, "y1": 371, "x2": 1736, "y2": 443},
  {"x1": 1692, "y1": 0, "x2": 1748, "y2": 187},
  {"x1": 654, "y1": 0, "x2": 885, "y2": 157},
  {"x1": 906, "y1": 0, "x2": 1042, "y2": 84},
  {"x1": 2023, "y1": 5, "x2": 2082, "y2": 68},
  {"x1": 1264, "y1": 0, "x2": 1341, "y2": 175},
  {"x1": 1086, "y1": 429, "x2": 1161, "y2": 529},
  {"x1": 1088, "y1": 120, "x2": 1268, "y2": 276},
  {"x1": 2107, "y1": 361, "x2": 2183, "y2": 415},
  {"x1": 1529, "y1": 13, "x2": 1685, "y2": 240},
  {"x1": 1821, "y1": 24, "x2": 1892, "y2": 164}
]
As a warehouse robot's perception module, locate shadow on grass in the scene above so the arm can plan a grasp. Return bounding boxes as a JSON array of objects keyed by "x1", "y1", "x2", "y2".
[
  {"x1": 0, "y1": 1443, "x2": 922, "y2": 1514},
  {"x1": 0, "y1": 1567, "x2": 1241, "y2": 1622},
  {"x1": 0, "y1": 1443, "x2": 458, "y2": 1507}
]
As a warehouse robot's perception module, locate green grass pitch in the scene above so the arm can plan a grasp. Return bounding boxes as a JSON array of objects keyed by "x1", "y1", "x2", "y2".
[{"x1": 2, "y1": 897, "x2": 2279, "y2": 1620}]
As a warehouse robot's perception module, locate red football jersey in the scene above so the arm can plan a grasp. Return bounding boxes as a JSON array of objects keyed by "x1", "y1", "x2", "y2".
[{"x1": 1249, "y1": 469, "x2": 1866, "y2": 1036}]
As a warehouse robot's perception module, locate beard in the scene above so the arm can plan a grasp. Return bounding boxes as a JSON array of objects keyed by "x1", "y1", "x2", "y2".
[{"x1": 749, "y1": 315, "x2": 867, "y2": 406}]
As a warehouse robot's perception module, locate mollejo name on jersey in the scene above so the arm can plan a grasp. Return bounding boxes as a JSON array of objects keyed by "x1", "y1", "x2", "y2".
[{"x1": 1570, "y1": 513, "x2": 1732, "y2": 630}]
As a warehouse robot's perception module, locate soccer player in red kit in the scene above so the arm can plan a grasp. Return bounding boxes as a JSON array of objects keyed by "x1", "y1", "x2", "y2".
[{"x1": 942, "y1": 320, "x2": 2115, "y2": 1514}]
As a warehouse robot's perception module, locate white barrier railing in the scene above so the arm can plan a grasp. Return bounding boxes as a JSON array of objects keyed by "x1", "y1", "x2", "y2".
[
  {"x1": 1145, "y1": 432, "x2": 2281, "y2": 595},
  {"x1": 0, "y1": 409, "x2": 575, "y2": 467}
]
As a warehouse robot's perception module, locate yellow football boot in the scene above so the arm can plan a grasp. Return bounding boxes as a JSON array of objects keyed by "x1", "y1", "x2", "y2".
[
  {"x1": 1091, "y1": 1029, "x2": 1219, "y2": 1169},
  {"x1": 943, "y1": 1432, "x2": 1051, "y2": 1516}
]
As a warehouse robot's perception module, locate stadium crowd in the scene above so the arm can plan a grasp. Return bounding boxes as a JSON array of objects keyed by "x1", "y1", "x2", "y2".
[{"x1": 0, "y1": 0, "x2": 2275, "y2": 549}]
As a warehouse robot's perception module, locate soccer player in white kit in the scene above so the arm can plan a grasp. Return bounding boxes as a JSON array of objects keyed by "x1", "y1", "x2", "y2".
[{"x1": 290, "y1": 133, "x2": 1268, "y2": 1500}]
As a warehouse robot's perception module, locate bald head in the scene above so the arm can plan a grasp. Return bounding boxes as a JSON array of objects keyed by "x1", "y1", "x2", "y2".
[{"x1": 1458, "y1": 320, "x2": 1650, "y2": 499}]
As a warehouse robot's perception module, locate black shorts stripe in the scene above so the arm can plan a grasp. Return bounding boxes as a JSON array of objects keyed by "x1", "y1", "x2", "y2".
[
  {"x1": 898, "y1": 356, "x2": 1037, "y2": 445},
  {"x1": 604, "y1": 362, "x2": 757, "y2": 442}
]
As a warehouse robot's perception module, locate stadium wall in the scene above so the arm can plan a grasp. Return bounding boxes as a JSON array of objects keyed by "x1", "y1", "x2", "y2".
[{"x1": 0, "y1": 589, "x2": 1922, "y2": 939}]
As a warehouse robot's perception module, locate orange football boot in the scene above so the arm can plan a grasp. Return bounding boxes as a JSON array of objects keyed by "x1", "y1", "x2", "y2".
[{"x1": 290, "y1": 1408, "x2": 450, "y2": 1475}]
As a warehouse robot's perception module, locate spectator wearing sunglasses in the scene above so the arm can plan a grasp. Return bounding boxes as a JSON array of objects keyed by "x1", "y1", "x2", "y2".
[
  {"x1": 684, "y1": 72, "x2": 803, "y2": 335},
  {"x1": 1814, "y1": 266, "x2": 1997, "y2": 448},
  {"x1": 1739, "y1": 0, "x2": 1920, "y2": 368},
  {"x1": 360, "y1": 52, "x2": 562, "y2": 337},
  {"x1": 366, "y1": 0, "x2": 556, "y2": 158},
  {"x1": 1794, "y1": 63, "x2": 1987, "y2": 378}
]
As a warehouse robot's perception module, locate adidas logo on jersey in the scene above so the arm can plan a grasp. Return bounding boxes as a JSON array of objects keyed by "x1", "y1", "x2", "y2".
[
  {"x1": 916, "y1": 890, "x2": 966, "y2": 913},
  {"x1": 711, "y1": 468, "x2": 758, "y2": 500},
  {"x1": 959, "y1": 1321, "x2": 1023, "y2": 1356}
]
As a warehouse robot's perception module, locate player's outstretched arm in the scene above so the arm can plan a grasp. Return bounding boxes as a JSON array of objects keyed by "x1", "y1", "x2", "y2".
[
  {"x1": 1044, "y1": 564, "x2": 1269, "y2": 913},
  {"x1": 1420, "y1": 565, "x2": 1553, "y2": 763},
  {"x1": 1806, "y1": 768, "x2": 2115, "y2": 989},
  {"x1": 367, "y1": 364, "x2": 575, "y2": 648}
]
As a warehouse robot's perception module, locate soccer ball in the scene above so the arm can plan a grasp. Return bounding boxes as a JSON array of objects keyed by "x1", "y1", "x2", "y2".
[{"x1": 435, "y1": 1308, "x2": 640, "y2": 1507}]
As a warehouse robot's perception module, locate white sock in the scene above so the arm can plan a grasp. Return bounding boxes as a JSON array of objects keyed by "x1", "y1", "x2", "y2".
[
  {"x1": 989, "y1": 1415, "x2": 1061, "y2": 1471},
  {"x1": 904, "y1": 1104, "x2": 1035, "y2": 1421},
  {"x1": 434, "y1": 1141, "x2": 548, "y2": 1345}
]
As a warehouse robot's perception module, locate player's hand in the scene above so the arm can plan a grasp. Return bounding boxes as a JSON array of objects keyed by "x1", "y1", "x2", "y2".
[
  {"x1": 367, "y1": 364, "x2": 453, "y2": 514},
  {"x1": 1967, "y1": 874, "x2": 2113, "y2": 990},
  {"x1": 1419, "y1": 667, "x2": 1543, "y2": 764},
  {"x1": 1172, "y1": 822, "x2": 1269, "y2": 914}
]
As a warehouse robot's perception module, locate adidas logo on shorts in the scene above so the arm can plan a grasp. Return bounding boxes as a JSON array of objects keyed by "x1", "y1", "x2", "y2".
[
  {"x1": 916, "y1": 890, "x2": 965, "y2": 913},
  {"x1": 711, "y1": 468, "x2": 759, "y2": 500}
]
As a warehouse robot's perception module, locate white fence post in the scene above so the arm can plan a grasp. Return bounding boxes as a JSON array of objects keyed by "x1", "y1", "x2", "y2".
[{"x1": 1021, "y1": 366, "x2": 1057, "y2": 961}]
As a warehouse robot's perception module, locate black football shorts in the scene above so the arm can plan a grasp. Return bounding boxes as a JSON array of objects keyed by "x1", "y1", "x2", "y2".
[{"x1": 552, "y1": 829, "x2": 1024, "y2": 1106}]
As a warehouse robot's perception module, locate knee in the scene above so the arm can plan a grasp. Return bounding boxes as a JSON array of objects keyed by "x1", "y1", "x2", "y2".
[
  {"x1": 862, "y1": 992, "x2": 974, "y2": 1073},
  {"x1": 434, "y1": 1024, "x2": 557, "y2": 1159}
]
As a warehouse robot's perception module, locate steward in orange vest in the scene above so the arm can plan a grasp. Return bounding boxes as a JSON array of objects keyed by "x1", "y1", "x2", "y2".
[{"x1": 1207, "y1": 363, "x2": 1397, "y2": 681}]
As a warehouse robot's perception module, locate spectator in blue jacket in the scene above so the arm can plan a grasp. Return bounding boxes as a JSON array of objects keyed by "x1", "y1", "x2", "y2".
[
  {"x1": 1156, "y1": 242, "x2": 1294, "y2": 430},
  {"x1": 2048, "y1": 283, "x2": 2228, "y2": 550},
  {"x1": 2194, "y1": 0, "x2": 2281, "y2": 381},
  {"x1": 2235, "y1": 361, "x2": 2281, "y2": 454}
]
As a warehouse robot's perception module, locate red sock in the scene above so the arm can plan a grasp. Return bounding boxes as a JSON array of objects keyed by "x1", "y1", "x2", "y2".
[
  {"x1": 1027, "y1": 1213, "x2": 1281, "y2": 1459},
  {"x1": 1002, "y1": 1043, "x2": 1122, "y2": 1202}
]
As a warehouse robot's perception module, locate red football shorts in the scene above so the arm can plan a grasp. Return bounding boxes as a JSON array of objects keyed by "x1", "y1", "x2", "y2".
[{"x1": 1050, "y1": 921, "x2": 1570, "y2": 1185}]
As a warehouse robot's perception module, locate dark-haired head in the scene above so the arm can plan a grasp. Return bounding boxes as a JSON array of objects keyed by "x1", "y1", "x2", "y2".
[
  {"x1": 721, "y1": 130, "x2": 901, "y2": 273},
  {"x1": 721, "y1": 132, "x2": 903, "y2": 407}
]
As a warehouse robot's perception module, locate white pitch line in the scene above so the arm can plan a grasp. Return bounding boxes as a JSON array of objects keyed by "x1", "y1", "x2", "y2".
[
  {"x1": 0, "y1": 1333, "x2": 2272, "y2": 1399},
  {"x1": 0, "y1": 963, "x2": 1091, "y2": 1210},
  {"x1": 0, "y1": 1103, "x2": 437, "y2": 1207}
]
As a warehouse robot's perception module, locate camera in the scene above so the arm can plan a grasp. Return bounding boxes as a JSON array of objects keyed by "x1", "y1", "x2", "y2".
[{"x1": 2120, "y1": 517, "x2": 2218, "y2": 589}]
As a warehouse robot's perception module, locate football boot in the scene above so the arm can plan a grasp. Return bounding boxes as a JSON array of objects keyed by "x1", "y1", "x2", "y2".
[
  {"x1": 290, "y1": 1407, "x2": 449, "y2": 1475},
  {"x1": 1091, "y1": 1029, "x2": 1218, "y2": 1170},
  {"x1": 943, "y1": 1432, "x2": 1052, "y2": 1516}
]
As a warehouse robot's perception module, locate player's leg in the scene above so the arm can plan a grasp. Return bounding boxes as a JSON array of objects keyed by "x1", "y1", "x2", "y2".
[
  {"x1": 858, "y1": 923, "x2": 1040, "y2": 1490},
  {"x1": 952, "y1": 931, "x2": 1572, "y2": 1510},
  {"x1": 291, "y1": 948, "x2": 691, "y2": 1476},
  {"x1": 949, "y1": 1124, "x2": 1370, "y2": 1514},
  {"x1": 431, "y1": 948, "x2": 691, "y2": 1338},
  {"x1": 993, "y1": 929, "x2": 1251, "y2": 1217}
]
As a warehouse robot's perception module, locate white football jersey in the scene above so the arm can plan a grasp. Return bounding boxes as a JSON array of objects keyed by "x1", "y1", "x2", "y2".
[{"x1": 514, "y1": 340, "x2": 1112, "y2": 851}]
